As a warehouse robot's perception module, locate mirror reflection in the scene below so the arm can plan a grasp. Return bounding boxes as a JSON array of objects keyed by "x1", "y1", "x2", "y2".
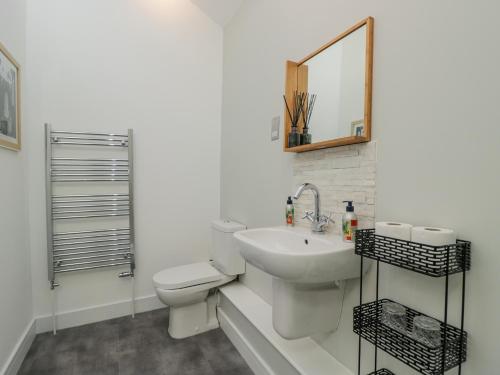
[{"x1": 298, "y1": 25, "x2": 367, "y2": 143}]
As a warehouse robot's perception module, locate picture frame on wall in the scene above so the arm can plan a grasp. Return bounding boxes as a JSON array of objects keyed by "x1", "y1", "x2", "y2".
[
  {"x1": 0, "y1": 42, "x2": 21, "y2": 151},
  {"x1": 351, "y1": 119, "x2": 364, "y2": 137}
]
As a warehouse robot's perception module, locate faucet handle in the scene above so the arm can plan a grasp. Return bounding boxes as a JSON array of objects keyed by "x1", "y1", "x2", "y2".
[
  {"x1": 318, "y1": 212, "x2": 333, "y2": 228},
  {"x1": 302, "y1": 210, "x2": 314, "y2": 222}
]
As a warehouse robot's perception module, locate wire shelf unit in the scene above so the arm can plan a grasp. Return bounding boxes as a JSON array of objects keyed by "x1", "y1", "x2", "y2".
[
  {"x1": 354, "y1": 229, "x2": 470, "y2": 375},
  {"x1": 354, "y1": 300, "x2": 466, "y2": 375},
  {"x1": 45, "y1": 124, "x2": 136, "y2": 333},
  {"x1": 367, "y1": 370, "x2": 395, "y2": 375},
  {"x1": 355, "y1": 229, "x2": 471, "y2": 277}
]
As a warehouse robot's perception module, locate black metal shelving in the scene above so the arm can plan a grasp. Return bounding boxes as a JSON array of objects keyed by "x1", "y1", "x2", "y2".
[
  {"x1": 368, "y1": 370, "x2": 395, "y2": 375},
  {"x1": 354, "y1": 229, "x2": 471, "y2": 375},
  {"x1": 354, "y1": 299, "x2": 467, "y2": 374},
  {"x1": 355, "y1": 229, "x2": 471, "y2": 277}
]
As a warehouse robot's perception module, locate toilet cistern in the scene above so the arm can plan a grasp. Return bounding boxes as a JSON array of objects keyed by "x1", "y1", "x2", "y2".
[{"x1": 293, "y1": 183, "x2": 331, "y2": 233}]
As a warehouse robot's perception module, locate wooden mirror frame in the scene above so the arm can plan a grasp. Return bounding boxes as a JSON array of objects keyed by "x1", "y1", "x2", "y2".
[{"x1": 283, "y1": 17, "x2": 374, "y2": 153}]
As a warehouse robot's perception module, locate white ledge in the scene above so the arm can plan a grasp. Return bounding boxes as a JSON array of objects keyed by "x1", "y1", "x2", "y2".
[{"x1": 219, "y1": 282, "x2": 352, "y2": 375}]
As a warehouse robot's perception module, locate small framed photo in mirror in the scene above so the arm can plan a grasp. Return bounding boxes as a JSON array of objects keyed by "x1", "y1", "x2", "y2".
[{"x1": 351, "y1": 120, "x2": 365, "y2": 137}]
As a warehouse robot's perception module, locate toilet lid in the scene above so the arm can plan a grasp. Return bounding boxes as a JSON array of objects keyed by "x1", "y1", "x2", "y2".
[{"x1": 153, "y1": 262, "x2": 223, "y2": 290}]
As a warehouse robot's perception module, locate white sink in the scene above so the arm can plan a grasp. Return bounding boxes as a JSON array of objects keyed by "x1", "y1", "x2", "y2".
[
  {"x1": 234, "y1": 226, "x2": 362, "y2": 283},
  {"x1": 234, "y1": 226, "x2": 371, "y2": 339}
]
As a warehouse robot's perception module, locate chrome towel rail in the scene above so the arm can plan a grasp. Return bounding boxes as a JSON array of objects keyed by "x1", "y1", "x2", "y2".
[
  {"x1": 54, "y1": 242, "x2": 131, "y2": 252},
  {"x1": 52, "y1": 179, "x2": 129, "y2": 183},
  {"x1": 54, "y1": 247, "x2": 132, "y2": 257},
  {"x1": 52, "y1": 199, "x2": 131, "y2": 218},
  {"x1": 55, "y1": 262, "x2": 133, "y2": 274},
  {"x1": 52, "y1": 194, "x2": 130, "y2": 201},
  {"x1": 50, "y1": 130, "x2": 129, "y2": 147},
  {"x1": 53, "y1": 227, "x2": 130, "y2": 235},
  {"x1": 52, "y1": 142, "x2": 127, "y2": 147},
  {"x1": 53, "y1": 203, "x2": 130, "y2": 209},
  {"x1": 55, "y1": 259, "x2": 132, "y2": 272},
  {"x1": 51, "y1": 212, "x2": 130, "y2": 220},
  {"x1": 50, "y1": 159, "x2": 130, "y2": 182},
  {"x1": 45, "y1": 124, "x2": 136, "y2": 334},
  {"x1": 51, "y1": 130, "x2": 129, "y2": 137},
  {"x1": 52, "y1": 158, "x2": 128, "y2": 166}
]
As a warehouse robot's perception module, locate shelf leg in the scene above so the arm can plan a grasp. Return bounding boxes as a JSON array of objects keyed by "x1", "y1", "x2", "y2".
[
  {"x1": 442, "y1": 247, "x2": 451, "y2": 374},
  {"x1": 358, "y1": 254, "x2": 363, "y2": 375},
  {"x1": 459, "y1": 245, "x2": 467, "y2": 374},
  {"x1": 374, "y1": 260, "x2": 379, "y2": 372}
]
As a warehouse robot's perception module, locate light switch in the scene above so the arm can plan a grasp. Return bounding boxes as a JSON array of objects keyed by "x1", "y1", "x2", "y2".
[{"x1": 271, "y1": 116, "x2": 280, "y2": 141}]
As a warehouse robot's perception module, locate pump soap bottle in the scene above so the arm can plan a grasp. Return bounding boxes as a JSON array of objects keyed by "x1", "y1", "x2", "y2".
[
  {"x1": 286, "y1": 196, "x2": 295, "y2": 226},
  {"x1": 342, "y1": 201, "x2": 358, "y2": 242}
]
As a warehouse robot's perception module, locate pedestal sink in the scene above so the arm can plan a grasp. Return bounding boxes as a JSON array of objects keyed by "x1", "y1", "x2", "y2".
[{"x1": 234, "y1": 226, "x2": 371, "y2": 339}]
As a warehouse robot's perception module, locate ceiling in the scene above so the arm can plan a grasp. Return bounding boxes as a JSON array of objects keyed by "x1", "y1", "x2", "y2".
[{"x1": 190, "y1": 0, "x2": 244, "y2": 27}]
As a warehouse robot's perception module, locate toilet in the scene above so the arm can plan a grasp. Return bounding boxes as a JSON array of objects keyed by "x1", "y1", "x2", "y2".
[{"x1": 153, "y1": 220, "x2": 246, "y2": 339}]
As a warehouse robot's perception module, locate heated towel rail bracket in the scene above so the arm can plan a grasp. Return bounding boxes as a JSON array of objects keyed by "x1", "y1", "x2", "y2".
[{"x1": 45, "y1": 124, "x2": 136, "y2": 334}]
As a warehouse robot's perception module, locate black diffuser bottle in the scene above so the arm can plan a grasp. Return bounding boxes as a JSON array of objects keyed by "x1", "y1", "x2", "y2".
[
  {"x1": 301, "y1": 127, "x2": 312, "y2": 145},
  {"x1": 283, "y1": 91, "x2": 306, "y2": 148},
  {"x1": 288, "y1": 127, "x2": 300, "y2": 148},
  {"x1": 300, "y1": 93, "x2": 316, "y2": 145}
]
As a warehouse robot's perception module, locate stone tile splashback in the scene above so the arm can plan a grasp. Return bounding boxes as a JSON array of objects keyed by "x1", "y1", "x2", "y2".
[{"x1": 291, "y1": 142, "x2": 376, "y2": 234}]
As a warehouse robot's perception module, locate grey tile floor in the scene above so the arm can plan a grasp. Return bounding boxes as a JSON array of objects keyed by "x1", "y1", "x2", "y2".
[{"x1": 19, "y1": 308, "x2": 254, "y2": 375}]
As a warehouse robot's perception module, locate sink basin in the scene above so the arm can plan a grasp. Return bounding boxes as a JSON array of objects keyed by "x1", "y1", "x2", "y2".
[
  {"x1": 234, "y1": 226, "x2": 362, "y2": 283},
  {"x1": 234, "y1": 226, "x2": 371, "y2": 339}
]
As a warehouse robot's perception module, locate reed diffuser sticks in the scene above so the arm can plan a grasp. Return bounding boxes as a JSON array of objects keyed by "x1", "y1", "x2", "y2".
[
  {"x1": 283, "y1": 91, "x2": 305, "y2": 147},
  {"x1": 302, "y1": 93, "x2": 317, "y2": 130},
  {"x1": 283, "y1": 91, "x2": 316, "y2": 147},
  {"x1": 283, "y1": 91, "x2": 306, "y2": 129}
]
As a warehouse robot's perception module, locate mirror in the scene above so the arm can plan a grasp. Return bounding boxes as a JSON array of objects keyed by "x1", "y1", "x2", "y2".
[
  {"x1": 284, "y1": 17, "x2": 373, "y2": 152},
  {"x1": 300, "y1": 26, "x2": 366, "y2": 141}
]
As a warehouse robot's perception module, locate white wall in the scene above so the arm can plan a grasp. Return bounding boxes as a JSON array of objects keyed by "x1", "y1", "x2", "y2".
[
  {"x1": 221, "y1": 0, "x2": 500, "y2": 373},
  {"x1": 25, "y1": 0, "x2": 223, "y2": 320},
  {"x1": 0, "y1": 0, "x2": 33, "y2": 372}
]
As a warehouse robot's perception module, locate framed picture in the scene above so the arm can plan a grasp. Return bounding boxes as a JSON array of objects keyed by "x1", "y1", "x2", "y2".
[
  {"x1": 351, "y1": 120, "x2": 364, "y2": 137},
  {"x1": 0, "y1": 42, "x2": 20, "y2": 151}
]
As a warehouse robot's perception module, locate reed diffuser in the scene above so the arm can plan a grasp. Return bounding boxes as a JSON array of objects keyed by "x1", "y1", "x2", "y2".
[
  {"x1": 301, "y1": 93, "x2": 316, "y2": 145},
  {"x1": 283, "y1": 91, "x2": 306, "y2": 148}
]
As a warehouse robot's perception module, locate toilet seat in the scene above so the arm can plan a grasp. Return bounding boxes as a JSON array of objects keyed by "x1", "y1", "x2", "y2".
[
  {"x1": 153, "y1": 262, "x2": 225, "y2": 290},
  {"x1": 154, "y1": 262, "x2": 236, "y2": 311}
]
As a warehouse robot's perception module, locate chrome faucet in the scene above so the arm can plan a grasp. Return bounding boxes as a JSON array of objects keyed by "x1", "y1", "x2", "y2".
[{"x1": 293, "y1": 183, "x2": 332, "y2": 233}]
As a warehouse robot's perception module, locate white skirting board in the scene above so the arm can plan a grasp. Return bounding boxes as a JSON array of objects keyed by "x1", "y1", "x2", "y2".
[
  {"x1": 36, "y1": 294, "x2": 164, "y2": 334},
  {"x1": 0, "y1": 320, "x2": 36, "y2": 375},
  {"x1": 218, "y1": 282, "x2": 353, "y2": 375}
]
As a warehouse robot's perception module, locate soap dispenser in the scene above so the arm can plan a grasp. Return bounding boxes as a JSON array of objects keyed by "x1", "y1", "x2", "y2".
[
  {"x1": 342, "y1": 201, "x2": 358, "y2": 242},
  {"x1": 286, "y1": 196, "x2": 295, "y2": 226}
]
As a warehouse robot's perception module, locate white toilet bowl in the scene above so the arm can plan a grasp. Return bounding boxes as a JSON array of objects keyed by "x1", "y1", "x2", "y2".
[
  {"x1": 153, "y1": 219, "x2": 246, "y2": 339},
  {"x1": 153, "y1": 262, "x2": 236, "y2": 339}
]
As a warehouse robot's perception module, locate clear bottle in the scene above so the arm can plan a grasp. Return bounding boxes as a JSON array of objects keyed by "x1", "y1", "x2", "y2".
[
  {"x1": 286, "y1": 196, "x2": 295, "y2": 226},
  {"x1": 342, "y1": 201, "x2": 358, "y2": 242}
]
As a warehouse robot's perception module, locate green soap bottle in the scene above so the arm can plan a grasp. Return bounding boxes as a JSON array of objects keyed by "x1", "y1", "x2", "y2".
[
  {"x1": 286, "y1": 196, "x2": 295, "y2": 226},
  {"x1": 342, "y1": 201, "x2": 358, "y2": 242}
]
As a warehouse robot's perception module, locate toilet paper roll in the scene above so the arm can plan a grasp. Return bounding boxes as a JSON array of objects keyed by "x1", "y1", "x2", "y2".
[
  {"x1": 375, "y1": 222, "x2": 413, "y2": 241},
  {"x1": 411, "y1": 227, "x2": 456, "y2": 246}
]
